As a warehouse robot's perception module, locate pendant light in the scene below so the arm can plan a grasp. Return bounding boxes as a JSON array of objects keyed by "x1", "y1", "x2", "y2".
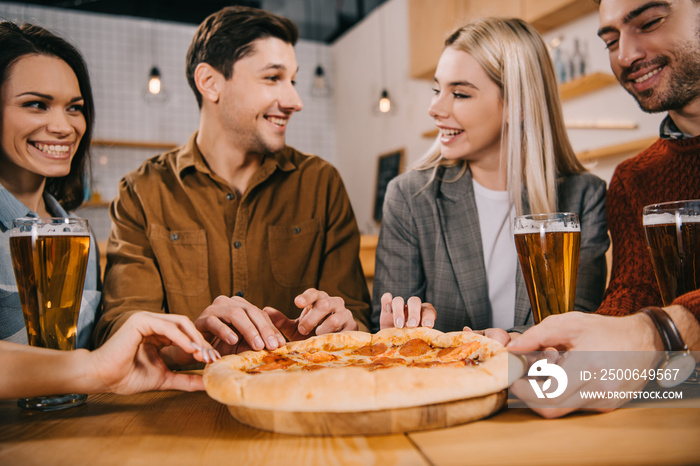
[
  {"x1": 147, "y1": 66, "x2": 162, "y2": 95},
  {"x1": 376, "y1": 8, "x2": 394, "y2": 114},
  {"x1": 312, "y1": 64, "x2": 331, "y2": 97},
  {"x1": 378, "y1": 89, "x2": 391, "y2": 113},
  {"x1": 309, "y1": 0, "x2": 331, "y2": 97},
  {"x1": 144, "y1": 22, "x2": 167, "y2": 102}
]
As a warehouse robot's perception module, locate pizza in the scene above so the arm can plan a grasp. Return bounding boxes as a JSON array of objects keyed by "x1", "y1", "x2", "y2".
[{"x1": 203, "y1": 327, "x2": 508, "y2": 413}]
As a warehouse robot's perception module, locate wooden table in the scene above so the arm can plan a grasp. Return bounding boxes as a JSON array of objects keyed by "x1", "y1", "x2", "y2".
[{"x1": 1, "y1": 391, "x2": 699, "y2": 465}]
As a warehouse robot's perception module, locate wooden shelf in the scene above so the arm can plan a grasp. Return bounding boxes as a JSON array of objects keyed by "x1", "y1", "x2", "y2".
[
  {"x1": 577, "y1": 136, "x2": 657, "y2": 162},
  {"x1": 525, "y1": 0, "x2": 598, "y2": 33},
  {"x1": 422, "y1": 128, "x2": 439, "y2": 139},
  {"x1": 92, "y1": 139, "x2": 178, "y2": 150},
  {"x1": 559, "y1": 72, "x2": 618, "y2": 101},
  {"x1": 409, "y1": 0, "x2": 599, "y2": 80},
  {"x1": 80, "y1": 200, "x2": 111, "y2": 208},
  {"x1": 565, "y1": 120, "x2": 638, "y2": 130}
]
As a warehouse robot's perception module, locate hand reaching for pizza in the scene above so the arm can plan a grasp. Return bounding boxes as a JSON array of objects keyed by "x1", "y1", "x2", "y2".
[
  {"x1": 294, "y1": 288, "x2": 359, "y2": 335},
  {"x1": 264, "y1": 289, "x2": 358, "y2": 341},
  {"x1": 379, "y1": 293, "x2": 437, "y2": 330},
  {"x1": 506, "y1": 311, "x2": 665, "y2": 418},
  {"x1": 193, "y1": 295, "x2": 287, "y2": 356},
  {"x1": 91, "y1": 312, "x2": 220, "y2": 395},
  {"x1": 264, "y1": 307, "x2": 305, "y2": 341},
  {"x1": 462, "y1": 326, "x2": 512, "y2": 347},
  {"x1": 0, "y1": 312, "x2": 220, "y2": 400}
]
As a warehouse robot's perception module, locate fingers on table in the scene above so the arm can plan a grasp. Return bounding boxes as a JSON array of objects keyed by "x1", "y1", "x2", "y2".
[{"x1": 161, "y1": 372, "x2": 206, "y2": 392}]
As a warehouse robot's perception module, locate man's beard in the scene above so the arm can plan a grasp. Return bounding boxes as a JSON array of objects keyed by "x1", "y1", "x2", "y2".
[
  {"x1": 621, "y1": 38, "x2": 700, "y2": 113},
  {"x1": 245, "y1": 131, "x2": 284, "y2": 158}
]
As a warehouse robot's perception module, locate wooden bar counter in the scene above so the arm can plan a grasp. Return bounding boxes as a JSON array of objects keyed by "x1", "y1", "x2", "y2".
[{"x1": 1, "y1": 389, "x2": 699, "y2": 465}]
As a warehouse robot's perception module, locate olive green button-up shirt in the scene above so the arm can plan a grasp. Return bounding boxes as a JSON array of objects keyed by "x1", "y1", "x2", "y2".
[{"x1": 94, "y1": 132, "x2": 370, "y2": 345}]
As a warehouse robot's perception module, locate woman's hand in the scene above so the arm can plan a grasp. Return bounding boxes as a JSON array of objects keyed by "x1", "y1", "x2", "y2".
[
  {"x1": 379, "y1": 293, "x2": 437, "y2": 329},
  {"x1": 89, "y1": 312, "x2": 220, "y2": 395}
]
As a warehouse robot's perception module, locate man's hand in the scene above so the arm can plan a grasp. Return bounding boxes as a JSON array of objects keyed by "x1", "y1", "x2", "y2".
[
  {"x1": 90, "y1": 312, "x2": 219, "y2": 395},
  {"x1": 294, "y1": 288, "x2": 358, "y2": 335},
  {"x1": 264, "y1": 289, "x2": 357, "y2": 341},
  {"x1": 379, "y1": 293, "x2": 436, "y2": 330},
  {"x1": 508, "y1": 311, "x2": 661, "y2": 353},
  {"x1": 506, "y1": 311, "x2": 663, "y2": 418},
  {"x1": 462, "y1": 326, "x2": 512, "y2": 346},
  {"x1": 194, "y1": 295, "x2": 286, "y2": 356},
  {"x1": 264, "y1": 308, "x2": 306, "y2": 341}
]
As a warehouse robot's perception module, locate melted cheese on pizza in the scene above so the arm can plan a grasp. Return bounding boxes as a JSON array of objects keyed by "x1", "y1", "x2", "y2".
[{"x1": 245, "y1": 339, "x2": 481, "y2": 373}]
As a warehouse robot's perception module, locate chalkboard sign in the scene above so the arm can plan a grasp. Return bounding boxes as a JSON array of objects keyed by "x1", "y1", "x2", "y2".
[{"x1": 373, "y1": 149, "x2": 404, "y2": 223}]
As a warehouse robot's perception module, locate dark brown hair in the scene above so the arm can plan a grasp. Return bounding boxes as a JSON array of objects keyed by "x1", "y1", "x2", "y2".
[
  {"x1": 0, "y1": 22, "x2": 94, "y2": 211},
  {"x1": 186, "y1": 6, "x2": 298, "y2": 108}
]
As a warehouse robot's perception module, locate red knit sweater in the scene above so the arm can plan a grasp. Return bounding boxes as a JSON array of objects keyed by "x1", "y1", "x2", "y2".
[{"x1": 597, "y1": 136, "x2": 700, "y2": 322}]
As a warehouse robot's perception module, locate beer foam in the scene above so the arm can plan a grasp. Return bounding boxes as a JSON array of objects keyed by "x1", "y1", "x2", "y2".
[
  {"x1": 514, "y1": 220, "x2": 580, "y2": 234},
  {"x1": 10, "y1": 224, "x2": 89, "y2": 236},
  {"x1": 643, "y1": 213, "x2": 700, "y2": 226},
  {"x1": 10, "y1": 231, "x2": 89, "y2": 236}
]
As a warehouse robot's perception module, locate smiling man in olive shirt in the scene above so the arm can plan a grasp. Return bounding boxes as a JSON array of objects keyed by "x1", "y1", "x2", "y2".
[{"x1": 94, "y1": 6, "x2": 370, "y2": 360}]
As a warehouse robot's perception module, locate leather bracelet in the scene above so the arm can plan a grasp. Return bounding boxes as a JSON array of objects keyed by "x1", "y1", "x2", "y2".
[
  {"x1": 638, "y1": 307, "x2": 695, "y2": 388},
  {"x1": 638, "y1": 306, "x2": 688, "y2": 352}
]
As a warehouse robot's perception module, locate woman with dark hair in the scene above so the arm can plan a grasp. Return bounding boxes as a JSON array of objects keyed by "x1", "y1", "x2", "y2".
[{"x1": 0, "y1": 21, "x2": 101, "y2": 348}]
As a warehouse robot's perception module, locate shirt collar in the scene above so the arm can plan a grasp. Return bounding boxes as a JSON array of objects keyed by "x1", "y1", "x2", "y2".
[
  {"x1": 176, "y1": 131, "x2": 298, "y2": 179},
  {"x1": 0, "y1": 184, "x2": 67, "y2": 231},
  {"x1": 175, "y1": 132, "x2": 206, "y2": 176},
  {"x1": 659, "y1": 114, "x2": 693, "y2": 140}
]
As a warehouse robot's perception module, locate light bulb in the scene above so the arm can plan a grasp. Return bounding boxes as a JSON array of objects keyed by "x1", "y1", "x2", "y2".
[
  {"x1": 314, "y1": 74, "x2": 326, "y2": 90},
  {"x1": 311, "y1": 65, "x2": 331, "y2": 97},
  {"x1": 148, "y1": 67, "x2": 162, "y2": 95},
  {"x1": 378, "y1": 89, "x2": 391, "y2": 113},
  {"x1": 313, "y1": 65, "x2": 326, "y2": 89}
]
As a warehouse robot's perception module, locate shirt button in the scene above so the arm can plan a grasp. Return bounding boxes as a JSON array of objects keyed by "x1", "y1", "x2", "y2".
[
  {"x1": 234, "y1": 241, "x2": 242, "y2": 249},
  {"x1": 235, "y1": 291, "x2": 244, "y2": 297},
  {"x1": 170, "y1": 233, "x2": 180, "y2": 241},
  {"x1": 226, "y1": 193, "x2": 235, "y2": 201},
  {"x1": 293, "y1": 227, "x2": 301, "y2": 234}
]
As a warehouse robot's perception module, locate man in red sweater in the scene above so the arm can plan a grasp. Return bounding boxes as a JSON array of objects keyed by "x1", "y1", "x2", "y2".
[{"x1": 509, "y1": 0, "x2": 700, "y2": 417}]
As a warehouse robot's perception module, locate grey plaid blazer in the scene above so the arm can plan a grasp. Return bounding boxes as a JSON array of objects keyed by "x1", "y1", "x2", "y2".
[{"x1": 370, "y1": 165, "x2": 609, "y2": 333}]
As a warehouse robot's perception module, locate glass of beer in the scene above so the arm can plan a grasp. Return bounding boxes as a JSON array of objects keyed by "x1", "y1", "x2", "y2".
[
  {"x1": 514, "y1": 213, "x2": 581, "y2": 324},
  {"x1": 643, "y1": 200, "x2": 700, "y2": 306},
  {"x1": 9, "y1": 217, "x2": 91, "y2": 411}
]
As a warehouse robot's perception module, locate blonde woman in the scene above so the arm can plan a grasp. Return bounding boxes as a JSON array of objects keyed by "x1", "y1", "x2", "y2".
[{"x1": 371, "y1": 17, "x2": 609, "y2": 335}]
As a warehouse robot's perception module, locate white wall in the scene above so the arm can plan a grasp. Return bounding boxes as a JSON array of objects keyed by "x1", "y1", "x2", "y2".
[{"x1": 332, "y1": 0, "x2": 435, "y2": 235}]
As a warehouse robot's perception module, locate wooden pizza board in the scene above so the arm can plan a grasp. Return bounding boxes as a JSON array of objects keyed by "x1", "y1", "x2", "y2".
[{"x1": 226, "y1": 389, "x2": 507, "y2": 436}]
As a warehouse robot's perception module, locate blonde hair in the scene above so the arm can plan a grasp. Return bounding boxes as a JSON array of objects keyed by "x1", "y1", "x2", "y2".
[{"x1": 415, "y1": 17, "x2": 585, "y2": 215}]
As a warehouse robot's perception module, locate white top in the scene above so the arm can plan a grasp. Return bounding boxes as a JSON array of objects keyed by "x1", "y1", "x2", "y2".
[{"x1": 472, "y1": 179, "x2": 517, "y2": 329}]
